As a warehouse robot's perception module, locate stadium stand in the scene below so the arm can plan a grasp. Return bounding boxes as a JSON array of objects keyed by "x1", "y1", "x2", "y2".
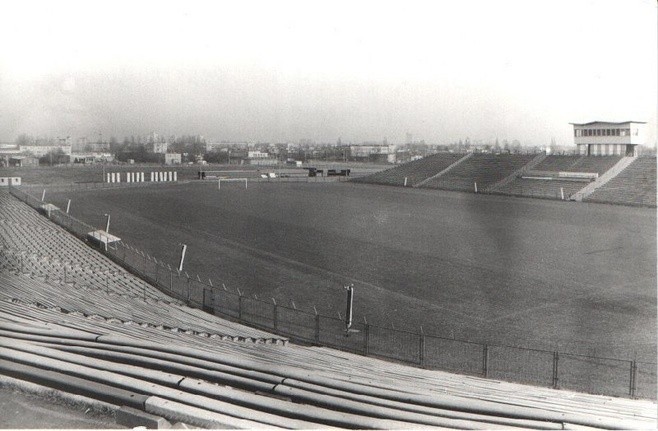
[
  {"x1": 0, "y1": 189, "x2": 655, "y2": 428},
  {"x1": 350, "y1": 152, "x2": 465, "y2": 187},
  {"x1": 493, "y1": 156, "x2": 626, "y2": 200},
  {"x1": 0, "y1": 192, "x2": 282, "y2": 343},
  {"x1": 585, "y1": 156, "x2": 657, "y2": 207},
  {"x1": 420, "y1": 153, "x2": 536, "y2": 192},
  {"x1": 493, "y1": 178, "x2": 589, "y2": 200},
  {"x1": 1, "y1": 301, "x2": 655, "y2": 429},
  {"x1": 533, "y1": 155, "x2": 622, "y2": 175}
]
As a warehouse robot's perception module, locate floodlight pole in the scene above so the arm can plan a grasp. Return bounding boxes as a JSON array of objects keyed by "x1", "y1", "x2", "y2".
[
  {"x1": 66, "y1": 199, "x2": 71, "y2": 214},
  {"x1": 344, "y1": 283, "x2": 354, "y2": 331},
  {"x1": 178, "y1": 243, "x2": 187, "y2": 273}
]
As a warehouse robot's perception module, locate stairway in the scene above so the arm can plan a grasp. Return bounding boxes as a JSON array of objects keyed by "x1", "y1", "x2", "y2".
[
  {"x1": 414, "y1": 153, "x2": 473, "y2": 187},
  {"x1": 570, "y1": 156, "x2": 636, "y2": 202},
  {"x1": 487, "y1": 152, "x2": 547, "y2": 193}
]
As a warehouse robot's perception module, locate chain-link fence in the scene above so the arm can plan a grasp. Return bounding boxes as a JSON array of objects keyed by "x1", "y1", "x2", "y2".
[{"x1": 7, "y1": 185, "x2": 656, "y2": 400}]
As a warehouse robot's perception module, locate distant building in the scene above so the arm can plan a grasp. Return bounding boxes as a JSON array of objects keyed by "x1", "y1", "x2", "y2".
[
  {"x1": 161, "y1": 153, "x2": 181, "y2": 165},
  {"x1": 349, "y1": 144, "x2": 396, "y2": 163},
  {"x1": 0, "y1": 144, "x2": 21, "y2": 167},
  {"x1": 9, "y1": 156, "x2": 39, "y2": 167},
  {"x1": 150, "y1": 142, "x2": 169, "y2": 154},
  {"x1": 19, "y1": 145, "x2": 72, "y2": 157},
  {"x1": 571, "y1": 121, "x2": 645, "y2": 156},
  {"x1": 71, "y1": 153, "x2": 114, "y2": 163},
  {"x1": 244, "y1": 150, "x2": 276, "y2": 166},
  {"x1": 247, "y1": 150, "x2": 270, "y2": 159},
  {"x1": 206, "y1": 142, "x2": 249, "y2": 152}
]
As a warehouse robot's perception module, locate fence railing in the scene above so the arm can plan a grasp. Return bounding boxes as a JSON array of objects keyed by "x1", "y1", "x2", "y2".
[{"x1": 6, "y1": 185, "x2": 656, "y2": 400}]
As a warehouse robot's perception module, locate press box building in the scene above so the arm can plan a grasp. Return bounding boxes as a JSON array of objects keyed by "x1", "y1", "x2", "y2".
[{"x1": 571, "y1": 121, "x2": 645, "y2": 156}]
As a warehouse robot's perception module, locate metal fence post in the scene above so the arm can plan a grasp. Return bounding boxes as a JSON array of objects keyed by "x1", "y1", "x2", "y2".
[
  {"x1": 419, "y1": 332, "x2": 425, "y2": 367},
  {"x1": 314, "y1": 314, "x2": 320, "y2": 343},
  {"x1": 202, "y1": 288, "x2": 212, "y2": 312},
  {"x1": 552, "y1": 351, "x2": 559, "y2": 389},
  {"x1": 238, "y1": 294, "x2": 243, "y2": 320},
  {"x1": 629, "y1": 360, "x2": 637, "y2": 398},
  {"x1": 273, "y1": 302, "x2": 278, "y2": 331},
  {"x1": 364, "y1": 324, "x2": 370, "y2": 356},
  {"x1": 482, "y1": 344, "x2": 489, "y2": 377}
]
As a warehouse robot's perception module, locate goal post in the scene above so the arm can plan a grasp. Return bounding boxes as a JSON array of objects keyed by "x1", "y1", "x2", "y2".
[{"x1": 218, "y1": 178, "x2": 248, "y2": 190}]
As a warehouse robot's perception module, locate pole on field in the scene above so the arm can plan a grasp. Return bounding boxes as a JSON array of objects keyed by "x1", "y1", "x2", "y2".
[
  {"x1": 103, "y1": 213, "x2": 111, "y2": 234},
  {"x1": 178, "y1": 243, "x2": 187, "y2": 273},
  {"x1": 66, "y1": 199, "x2": 71, "y2": 214},
  {"x1": 474, "y1": 182, "x2": 478, "y2": 193},
  {"x1": 41, "y1": 189, "x2": 46, "y2": 202},
  {"x1": 344, "y1": 283, "x2": 354, "y2": 333},
  {"x1": 218, "y1": 179, "x2": 221, "y2": 190},
  {"x1": 560, "y1": 187, "x2": 565, "y2": 200},
  {"x1": 404, "y1": 177, "x2": 408, "y2": 187}
]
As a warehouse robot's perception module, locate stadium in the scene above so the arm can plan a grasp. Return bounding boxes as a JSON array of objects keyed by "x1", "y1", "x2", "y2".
[
  {"x1": 0, "y1": 135, "x2": 656, "y2": 428},
  {"x1": 1, "y1": 0, "x2": 656, "y2": 427}
]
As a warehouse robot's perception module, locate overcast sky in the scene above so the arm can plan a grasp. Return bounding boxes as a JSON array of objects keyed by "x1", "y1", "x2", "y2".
[{"x1": 0, "y1": 0, "x2": 655, "y2": 146}]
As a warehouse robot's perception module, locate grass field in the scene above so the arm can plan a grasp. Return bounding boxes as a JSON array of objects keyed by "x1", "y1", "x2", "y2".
[{"x1": 45, "y1": 181, "x2": 656, "y2": 361}]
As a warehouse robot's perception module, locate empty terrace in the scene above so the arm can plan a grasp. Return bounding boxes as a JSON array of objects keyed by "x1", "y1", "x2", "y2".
[
  {"x1": 420, "y1": 153, "x2": 536, "y2": 192},
  {"x1": 351, "y1": 153, "x2": 464, "y2": 187},
  {"x1": 586, "y1": 156, "x2": 657, "y2": 207}
]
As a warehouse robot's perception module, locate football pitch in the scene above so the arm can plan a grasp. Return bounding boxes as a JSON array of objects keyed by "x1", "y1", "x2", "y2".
[{"x1": 47, "y1": 181, "x2": 656, "y2": 360}]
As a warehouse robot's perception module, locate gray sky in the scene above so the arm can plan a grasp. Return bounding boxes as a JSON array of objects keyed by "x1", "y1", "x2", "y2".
[{"x1": 0, "y1": 0, "x2": 656, "y2": 146}]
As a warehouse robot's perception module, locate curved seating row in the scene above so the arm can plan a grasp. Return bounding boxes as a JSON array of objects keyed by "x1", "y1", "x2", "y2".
[{"x1": 0, "y1": 307, "x2": 654, "y2": 430}]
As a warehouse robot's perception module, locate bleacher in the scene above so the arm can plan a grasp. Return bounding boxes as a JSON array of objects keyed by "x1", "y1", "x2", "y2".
[
  {"x1": 585, "y1": 156, "x2": 657, "y2": 207},
  {"x1": 351, "y1": 153, "x2": 465, "y2": 187},
  {"x1": 420, "y1": 153, "x2": 536, "y2": 192},
  {"x1": 494, "y1": 156, "x2": 624, "y2": 200},
  {"x1": 533, "y1": 155, "x2": 622, "y2": 175},
  {"x1": 0, "y1": 190, "x2": 655, "y2": 428},
  {"x1": 1, "y1": 299, "x2": 655, "y2": 429},
  {"x1": 494, "y1": 178, "x2": 589, "y2": 200},
  {"x1": 0, "y1": 192, "x2": 282, "y2": 343}
]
